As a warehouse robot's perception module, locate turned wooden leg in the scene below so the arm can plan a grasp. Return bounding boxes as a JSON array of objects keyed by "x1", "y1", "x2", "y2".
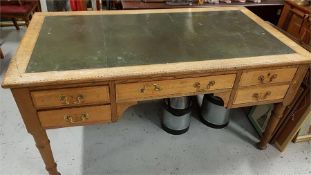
[
  {"x1": 257, "y1": 103, "x2": 286, "y2": 150},
  {"x1": 257, "y1": 65, "x2": 309, "y2": 150},
  {"x1": 32, "y1": 130, "x2": 60, "y2": 175},
  {"x1": 12, "y1": 88, "x2": 60, "y2": 175}
]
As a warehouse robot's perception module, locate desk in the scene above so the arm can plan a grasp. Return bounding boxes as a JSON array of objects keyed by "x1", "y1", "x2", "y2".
[{"x1": 2, "y1": 7, "x2": 311, "y2": 175}]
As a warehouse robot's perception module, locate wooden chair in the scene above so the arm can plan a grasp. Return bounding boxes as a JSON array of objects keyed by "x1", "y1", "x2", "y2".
[{"x1": 0, "y1": 0, "x2": 40, "y2": 30}]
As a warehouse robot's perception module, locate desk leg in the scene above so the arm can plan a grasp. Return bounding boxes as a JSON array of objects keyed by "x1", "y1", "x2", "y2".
[
  {"x1": 12, "y1": 88, "x2": 60, "y2": 175},
  {"x1": 257, "y1": 103, "x2": 286, "y2": 150},
  {"x1": 257, "y1": 64, "x2": 309, "y2": 150}
]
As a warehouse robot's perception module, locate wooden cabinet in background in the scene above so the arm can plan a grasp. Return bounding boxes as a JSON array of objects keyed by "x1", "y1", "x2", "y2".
[{"x1": 277, "y1": 0, "x2": 311, "y2": 51}]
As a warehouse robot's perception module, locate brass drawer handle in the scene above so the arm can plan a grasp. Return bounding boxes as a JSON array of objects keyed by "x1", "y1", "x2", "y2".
[
  {"x1": 64, "y1": 113, "x2": 89, "y2": 124},
  {"x1": 140, "y1": 86, "x2": 145, "y2": 93},
  {"x1": 258, "y1": 73, "x2": 278, "y2": 83},
  {"x1": 139, "y1": 84, "x2": 161, "y2": 93},
  {"x1": 193, "y1": 82, "x2": 204, "y2": 92},
  {"x1": 269, "y1": 74, "x2": 278, "y2": 82},
  {"x1": 59, "y1": 94, "x2": 84, "y2": 105},
  {"x1": 194, "y1": 80, "x2": 215, "y2": 92},
  {"x1": 153, "y1": 84, "x2": 161, "y2": 91},
  {"x1": 59, "y1": 95, "x2": 69, "y2": 105},
  {"x1": 252, "y1": 91, "x2": 271, "y2": 101},
  {"x1": 193, "y1": 82, "x2": 201, "y2": 88},
  {"x1": 73, "y1": 94, "x2": 84, "y2": 104},
  {"x1": 206, "y1": 80, "x2": 215, "y2": 89},
  {"x1": 258, "y1": 75, "x2": 265, "y2": 83}
]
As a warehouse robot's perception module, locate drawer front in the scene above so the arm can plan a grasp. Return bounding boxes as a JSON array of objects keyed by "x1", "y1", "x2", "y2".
[
  {"x1": 38, "y1": 105, "x2": 111, "y2": 128},
  {"x1": 233, "y1": 85, "x2": 289, "y2": 105},
  {"x1": 116, "y1": 74, "x2": 236, "y2": 102},
  {"x1": 239, "y1": 67, "x2": 297, "y2": 86},
  {"x1": 31, "y1": 86, "x2": 110, "y2": 109}
]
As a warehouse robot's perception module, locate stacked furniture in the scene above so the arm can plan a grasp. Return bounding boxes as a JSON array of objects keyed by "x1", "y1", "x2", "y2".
[{"x1": 277, "y1": 0, "x2": 310, "y2": 51}]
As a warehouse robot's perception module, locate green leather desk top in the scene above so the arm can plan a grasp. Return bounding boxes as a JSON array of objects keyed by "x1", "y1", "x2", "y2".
[{"x1": 26, "y1": 10, "x2": 294, "y2": 73}]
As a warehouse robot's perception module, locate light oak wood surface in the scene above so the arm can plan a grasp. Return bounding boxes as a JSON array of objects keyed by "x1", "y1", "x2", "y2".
[{"x1": 31, "y1": 86, "x2": 110, "y2": 109}]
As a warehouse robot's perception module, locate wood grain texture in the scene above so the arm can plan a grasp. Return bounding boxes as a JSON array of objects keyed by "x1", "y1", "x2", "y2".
[
  {"x1": 109, "y1": 82, "x2": 118, "y2": 122},
  {"x1": 116, "y1": 74, "x2": 236, "y2": 102},
  {"x1": 227, "y1": 70, "x2": 243, "y2": 108},
  {"x1": 239, "y1": 67, "x2": 297, "y2": 86},
  {"x1": 2, "y1": 8, "x2": 311, "y2": 89},
  {"x1": 38, "y1": 105, "x2": 111, "y2": 129},
  {"x1": 31, "y1": 86, "x2": 110, "y2": 109},
  {"x1": 11, "y1": 88, "x2": 60, "y2": 175},
  {"x1": 233, "y1": 85, "x2": 289, "y2": 105}
]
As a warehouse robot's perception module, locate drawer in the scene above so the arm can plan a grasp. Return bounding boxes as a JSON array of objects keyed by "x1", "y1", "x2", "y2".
[
  {"x1": 116, "y1": 74, "x2": 236, "y2": 102},
  {"x1": 233, "y1": 85, "x2": 289, "y2": 105},
  {"x1": 31, "y1": 86, "x2": 110, "y2": 109},
  {"x1": 239, "y1": 67, "x2": 297, "y2": 86},
  {"x1": 38, "y1": 105, "x2": 111, "y2": 128}
]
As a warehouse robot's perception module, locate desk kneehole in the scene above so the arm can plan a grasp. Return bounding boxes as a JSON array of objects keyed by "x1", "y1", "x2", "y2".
[
  {"x1": 31, "y1": 86, "x2": 110, "y2": 109},
  {"x1": 38, "y1": 105, "x2": 111, "y2": 129},
  {"x1": 115, "y1": 74, "x2": 236, "y2": 102},
  {"x1": 233, "y1": 85, "x2": 290, "y2": 105}
]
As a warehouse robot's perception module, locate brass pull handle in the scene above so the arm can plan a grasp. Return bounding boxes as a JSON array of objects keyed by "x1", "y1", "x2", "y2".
[
  {"x1": 252, "y1": 91, "x2": 271, "y2": 101},
  {"x1": 258, "y1": 73, "x2": 278, "y2": 83},
  {"x1": 269, "y1": 74, "x2": 277, "y2": 82},
  {"x1": 194, "y1": 82, "x2": 204, "y2": 92},
  {"x1": 258, "y1": 75, "x2": 265, "y2": 83},
  {"x1": 193, "y1": 82, "x2": 201, "y2": 88},
  {"x1": 140, "y1": 86, "x2": 145, "y2": 93},
  {"x1": 64, "y1": 113, "x2": 89, "y2": 124},
  {"x1": 153, "y1": 84, "x2": 161, "y2": 91},
  {"x1": 59, "y1": 95, "x2": 69, "y2": 105},
  {"x1": 206, "y1": 80, "x2": 215, "y2": 89},
  {"x1": 73, "y1": 94, "x2": 84, "y2": 104},
  {"x1": 59, "y1": 94, "x2": 84, "y2": 105}
]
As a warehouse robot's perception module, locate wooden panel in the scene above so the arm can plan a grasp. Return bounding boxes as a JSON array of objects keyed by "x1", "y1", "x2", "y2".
[
  {"x1": 38, "y1": 105, "x2": 111, "y2": 129},
  {"x1": 239, "y1": 67, "x2": 297, "y2": 86},
  {"x1": 116, "y1": 74, "x2": 236, "y2": 102},
  {"x1": 233, "y1": 85, "x2": 289, "y2": 104},
  {"x1": 31, "y1": 86, "x2": 110, "y2": 109}
]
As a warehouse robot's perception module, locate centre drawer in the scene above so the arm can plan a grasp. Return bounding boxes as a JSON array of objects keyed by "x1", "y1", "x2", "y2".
[
  {"x1": 116, "y1": 74, "x2": 236, "y2": 102},
  {"x1": 38, "y1": 105, "x2": 111, "y2": 129},
  {"x1": 31, "y1": 86, "x2": 110, "y2": 109}
]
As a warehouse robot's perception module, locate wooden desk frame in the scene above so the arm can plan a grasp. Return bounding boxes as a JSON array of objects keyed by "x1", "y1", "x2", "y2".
[{"x1": 2, "y1": 7, "x2": 311, "y2": 175}]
